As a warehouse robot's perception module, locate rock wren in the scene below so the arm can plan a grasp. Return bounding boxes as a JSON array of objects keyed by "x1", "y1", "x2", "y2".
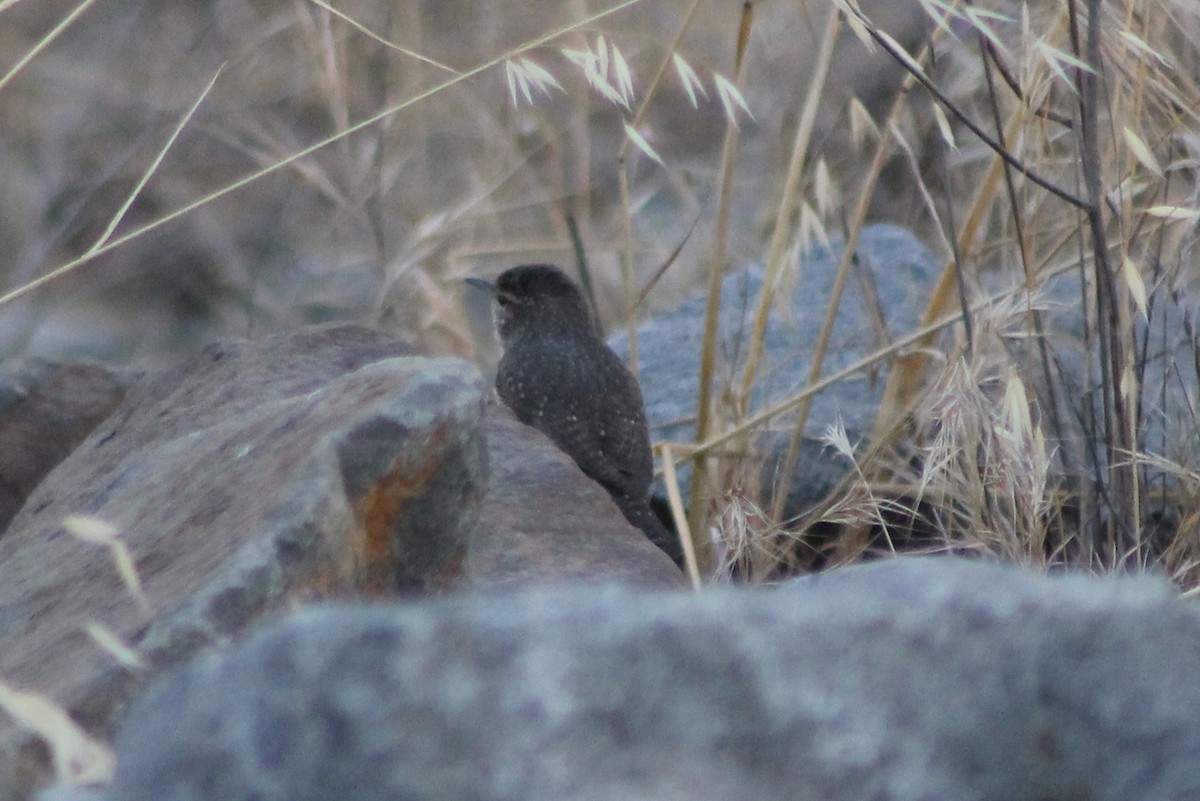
[{"x1": 467, "y1": 265, "x2": 680, "y2": 564}]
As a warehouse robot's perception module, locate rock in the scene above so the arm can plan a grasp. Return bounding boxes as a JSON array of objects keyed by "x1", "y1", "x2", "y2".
[
  {"x1": 0, "y1": 360, "x2": 129, "y2": 532},
  {"x1": 609, "y1": 224, "x2": 940, "y2": 518},
  {"x1": 0, "y1": 325, "x2": 488, "y2": 799},
  {"x1": 94, "y1": 557, "x2": 1200, "y2": 801},
  {"x1": 994, "y1": 266, "x2": 1200, "y2": 468},
  {"x1": 925, "y1": 264, "x2": 1200, "y2": 564},
  {"x1": 464, "y1": 404, "x2": 685, "y2": 590}
]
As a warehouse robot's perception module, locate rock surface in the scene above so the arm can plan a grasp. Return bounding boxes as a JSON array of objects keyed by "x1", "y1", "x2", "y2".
[
  {"x1": 1007, "y1": 269, "x2": 1200, "y2": 543},
  {"x1": 0, "y1": 360, "x2": 129, "y2": 531},
  {"x1": 0, "y1": 325, "x2": 488, "y2": 799},
  {"x1": 93, "y1": 557, "x2": 1200, "y2": 801},
  {"x1": 464, "y1": 404, "x2": 685, "y2": 590},
  {"x1": 609, "y1": 224, "x2": 940, "y2": 517}
]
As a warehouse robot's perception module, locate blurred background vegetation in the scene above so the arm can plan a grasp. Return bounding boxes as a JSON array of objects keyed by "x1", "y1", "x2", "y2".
[{"x1": 0, "y1": 0, "x2": 928, "y2": 362}]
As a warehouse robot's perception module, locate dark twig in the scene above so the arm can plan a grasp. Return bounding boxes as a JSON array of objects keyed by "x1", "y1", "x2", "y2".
[
  {"x1": 565, "y1": 214, "x2": 599, "y2": 325},
  {"x1": 931, "y1": 45, "x2": 973, "y2": 354},
  {"x1": 982, "y1": 39, "x2": 1074, "y2": 128},
  {"x1": 1069, "y1": 0, "x2": 1138, "y2": 560},
  {"x1": 844, "y1": 5, "x2": 1088, "y2": 210},
  {"x1": 978, "y1": 35, "x2": 1073, "y2": 480},
  {"x1": 636, "y1": 214, "x2": 701, "y2": 308}
]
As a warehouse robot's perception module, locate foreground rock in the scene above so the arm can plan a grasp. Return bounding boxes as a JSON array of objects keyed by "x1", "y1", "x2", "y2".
[
  {"x1": 0, "y1": 325, "x2": 488, "y2": 799},
  {"x1": 90, "y1": 558, "x2": 1200, "y2": 801}
]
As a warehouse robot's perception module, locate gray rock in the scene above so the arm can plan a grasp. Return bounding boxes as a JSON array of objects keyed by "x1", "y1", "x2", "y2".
[
  {"x1": 0, "y1": 325, "x2": 488, "y2": 798},
  {"x1": 979, "y1": 267, "x2": 1200, "y2": 555},
  {"x1": 998, "y1": 267, "x2": 1200, "y2": 475},
  {"x1": 463, "y1": 404, "x2": 685, "y2": 590},
  {"x1": 0, "y1": 360, "x2": 129, "y2": 532},
  {"x1": 610, "y1": 224, "x2": 939, "y2": 515},
  {"x1": 34, "y1": 790, "x2": 104, "y2": 801},
  {"x1": 99, "y1": 557, "x2": 1200, "y2": 801}
]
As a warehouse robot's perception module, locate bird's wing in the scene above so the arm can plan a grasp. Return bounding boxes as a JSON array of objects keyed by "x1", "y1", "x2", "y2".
[{"x1": 498, "y1": 339, "x2": 653, "y2": 498}]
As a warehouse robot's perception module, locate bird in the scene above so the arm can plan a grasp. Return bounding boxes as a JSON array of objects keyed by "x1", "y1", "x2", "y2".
[{"x1": 466, "y1": 265, "x2": 681, "y2": 564}]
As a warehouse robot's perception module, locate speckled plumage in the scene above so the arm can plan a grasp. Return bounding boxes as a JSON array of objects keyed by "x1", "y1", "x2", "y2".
[{"x1": 471, "y1": 265, "x2": 678, "y2": 561}]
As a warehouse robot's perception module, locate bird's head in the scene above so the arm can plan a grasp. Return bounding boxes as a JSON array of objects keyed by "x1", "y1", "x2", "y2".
[{"x1": 467, "y1": 264, "x2": 596, "y2": 341}]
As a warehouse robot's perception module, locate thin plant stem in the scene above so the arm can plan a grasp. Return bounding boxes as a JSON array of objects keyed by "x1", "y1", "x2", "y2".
[
  {"x1": 686, "y1": 0, "x2": 754, "y2": 575},
  {"x1": 0, "y1": 0, "x2": 649, "y2": 307},
  {"x1": 0, "y1": 0, "x2": 99, "y2": 95},
  {"x1": 738, "y1": 5, "x2": 841, "y2": 408}
]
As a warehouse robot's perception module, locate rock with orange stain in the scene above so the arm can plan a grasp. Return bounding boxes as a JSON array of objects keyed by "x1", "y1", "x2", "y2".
[{"x1": 0, "y1": 324, "x2": 487, "y2": 800}]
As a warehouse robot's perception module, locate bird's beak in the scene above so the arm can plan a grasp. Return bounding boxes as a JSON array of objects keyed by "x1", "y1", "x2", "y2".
[{"x1": 464, "y1": 277, "x2": 494, "y2": 294}]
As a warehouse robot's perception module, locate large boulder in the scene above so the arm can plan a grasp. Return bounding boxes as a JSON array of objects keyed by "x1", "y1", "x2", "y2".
[
  {"x1": 464, "y1": 404, "x2": 684, "y2": 590},
  {"x1": 609, "y1": 224, "x2": 940, "y2": 518},
  {"x1": 0, "y1": 325, "x2": 488, "y2": 798},
  {"x1": 88, "y1": 557, "x2": 1200, "y2": 801}
]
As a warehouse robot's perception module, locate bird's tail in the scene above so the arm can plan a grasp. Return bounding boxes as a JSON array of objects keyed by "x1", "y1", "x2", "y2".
[{"x1": 613, "y1": 495, "x2": 684, "y2": 568}]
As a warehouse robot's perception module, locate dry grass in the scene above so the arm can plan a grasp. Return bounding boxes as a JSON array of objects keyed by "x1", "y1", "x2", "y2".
[
  {"x1": 0, "y1": 1, "x2": 1197, "y2": 779},
  {"x1": 729, "y1": 0, "x2": 1200, "y2": 586},
  {"x1": 1, "y1": 0, "x2": 1199, "y2": 589}
]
